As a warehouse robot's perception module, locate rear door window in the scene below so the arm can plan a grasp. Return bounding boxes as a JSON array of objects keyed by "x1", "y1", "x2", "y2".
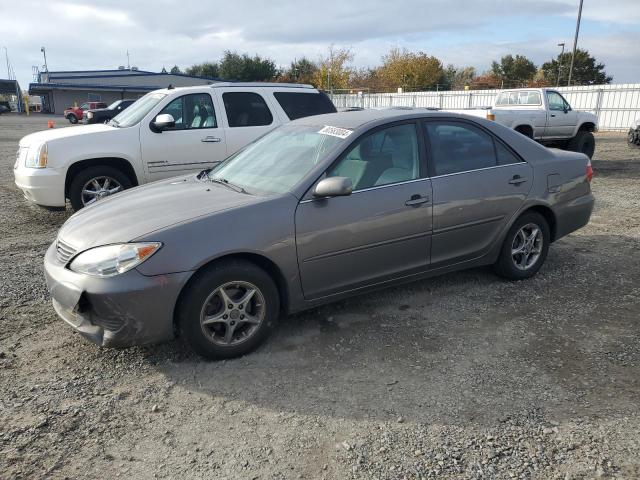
[
  {"x1": 222, "y1": 92, "x2": 273, "y2": 127},
  {"x1": 273, "y1": 91, "x2": 337, "y2": 120},
  {"x1": 424, "y1": 121, "x2": 498, "y2": 176}
]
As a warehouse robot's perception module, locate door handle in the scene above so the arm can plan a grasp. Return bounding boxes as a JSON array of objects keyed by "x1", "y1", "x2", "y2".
[
  {"x1": 202, "y1": 136, "x2": 221, "y2": 143},
  {"x1": 509, "y1": 175, "x2": 528, "y2": 185},
  {"x1": 550, "y1": 114, "x2": 556, "y2": 117},
  {"x1": 405, "y1": 194, "x2": 430, "y2": 206}
]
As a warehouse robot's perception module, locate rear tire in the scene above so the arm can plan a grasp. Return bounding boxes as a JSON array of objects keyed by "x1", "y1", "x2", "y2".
[
  {"x1": 68, "y1": 165, "x2": 132, "y2": 211},
  {"x1": 179, "y1": 260, "x2": 280, "y2": 360},
  {"x1": 567, "y1": 130, "x2": 595, "y2": 158},
  {"x1": 494, "y1": 212, "x2": 550, "y2": 280},
  {"x1": 67, "y1": 114, "x2": 78, "y2": 124}
]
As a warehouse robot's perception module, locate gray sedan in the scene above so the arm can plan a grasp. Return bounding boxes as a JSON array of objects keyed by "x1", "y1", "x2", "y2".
[{"x1": 44, "y1": 110, "x2": 594, "y2": 359}]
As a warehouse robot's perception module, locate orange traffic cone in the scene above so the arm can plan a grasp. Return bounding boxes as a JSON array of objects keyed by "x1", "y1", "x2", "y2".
[{"x1": 47, "y1": 120, "x2": 54, "y2": 128}]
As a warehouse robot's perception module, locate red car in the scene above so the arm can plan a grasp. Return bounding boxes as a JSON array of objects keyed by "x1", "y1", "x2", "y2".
[{"x1": 64, "y1": 101, "x2": 107, "y2": 124}]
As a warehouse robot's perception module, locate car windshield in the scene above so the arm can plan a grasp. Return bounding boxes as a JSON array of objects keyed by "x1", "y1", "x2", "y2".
[
  {"x1": 107, "y1": 100, "x2": 122, "y2": 109},
  {"x1": 209, "y1": 125, "x2": 348, "y2": 195},
  {"x1": 110, "y1": 93, "x2": 166, "y2": 127}
]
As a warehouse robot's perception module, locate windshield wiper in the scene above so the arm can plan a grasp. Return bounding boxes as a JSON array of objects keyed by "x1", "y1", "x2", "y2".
[
  {"x1": 108, "y1": 118, "x2": 120, "y2": 127},
  {"x1": 209, "y1": 176, "x2": 248, "y2": 194}
]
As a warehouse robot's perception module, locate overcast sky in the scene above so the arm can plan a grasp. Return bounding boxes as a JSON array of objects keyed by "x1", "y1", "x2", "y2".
[{"x1": 2, "y1": 0, "x2": 639, "y2": 88}]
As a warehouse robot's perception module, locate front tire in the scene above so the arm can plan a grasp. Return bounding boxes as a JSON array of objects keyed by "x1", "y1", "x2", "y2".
[
  {"x1": 67, "y1": 114, "x2": 78, "y2": 124},
  {"x1": 567, "y1": 130, "x2": 595, "y2": 158},
  {"x1": 495, "y1": 212, "x2": 550, "y2": 280},
  {"x1": 179, "y1": 260, "x2": 280, "y2": 360},
  {"x1": 68, "y1": 165, "x2": 132, "y2": 211}
]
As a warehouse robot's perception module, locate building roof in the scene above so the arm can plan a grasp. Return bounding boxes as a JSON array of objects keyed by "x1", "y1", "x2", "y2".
[{"x1": 0, "y1": 79, "x2": 21, "y2": 95}]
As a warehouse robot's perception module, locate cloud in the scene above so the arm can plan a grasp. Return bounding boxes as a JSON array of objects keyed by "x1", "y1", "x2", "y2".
[{"x1": 0, "y1": 0, "x2": 638, "y2": 89}]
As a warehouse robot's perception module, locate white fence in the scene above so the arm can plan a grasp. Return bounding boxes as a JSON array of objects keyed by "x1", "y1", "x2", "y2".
[{"x1": 330, "y1": 83, "x2": 640, "y2": 131}]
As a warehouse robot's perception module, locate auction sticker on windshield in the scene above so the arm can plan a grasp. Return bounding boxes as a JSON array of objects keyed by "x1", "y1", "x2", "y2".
[{"x1": 318, "y1": 125, "x2": 353, "y2": 139}]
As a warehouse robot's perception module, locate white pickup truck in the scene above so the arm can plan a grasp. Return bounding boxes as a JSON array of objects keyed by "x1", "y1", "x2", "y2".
[
  {"x1": 446, "y1": 88, "x2": 598, "y2": 158},
  {"x1": 14, "y1": 82, "x2": 336, "y2": 210}
]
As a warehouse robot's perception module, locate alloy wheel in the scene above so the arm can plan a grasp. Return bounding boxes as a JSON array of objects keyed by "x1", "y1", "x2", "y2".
[
  {"x1": 81, "y1": 176, "x2": 123, "y2": 206},
  {"x1": 511, "y1": 223, "x2": 543, "y2": 271},
  {"x1": 199, "y1": 281, "x2": 266, "y2": 346}
]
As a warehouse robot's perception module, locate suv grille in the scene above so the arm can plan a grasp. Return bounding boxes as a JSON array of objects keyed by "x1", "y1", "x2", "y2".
[{"x1": 56, "y1": 239, "x2": 77, "y2": 264}]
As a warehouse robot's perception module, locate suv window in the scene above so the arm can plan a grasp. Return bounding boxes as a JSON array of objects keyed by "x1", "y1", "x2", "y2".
[
  {"x1": 328, "y1": 123, "x2": 420, "y2": 190},
  {"x1": 424, "y1": 122, "x2": 499, "y2": 176},
  {"x1": 158, "y1": 93, "x2": 217, "y2": 130},
  {"x1": 273, "y1": 91, "x2": 336, "y2": 120},
  {"x1": 547, "y1": 91, "x2": 570, "y2": 111},
  {"x1": 222, "y1": 92, "x2": 273, "y2": 127},
  {"x1": 79, "y1": 103, "x2": 89, "y2": 110}
]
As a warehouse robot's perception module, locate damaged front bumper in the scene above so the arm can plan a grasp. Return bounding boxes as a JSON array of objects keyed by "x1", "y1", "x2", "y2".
[{"x1": 43, "y1": 242, "x2": 192, "y2": 347}]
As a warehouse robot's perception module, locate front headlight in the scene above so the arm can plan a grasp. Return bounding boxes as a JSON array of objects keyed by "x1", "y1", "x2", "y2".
[
  {"x1": 25, "y1": 142, "x2": 47, "y2": 168},
  {"x1": 69, "y1": 242, "x2": 162, "y2": 277},
  {"x1": 87, "y1": 112, "x2": 93, "y2": 119}
]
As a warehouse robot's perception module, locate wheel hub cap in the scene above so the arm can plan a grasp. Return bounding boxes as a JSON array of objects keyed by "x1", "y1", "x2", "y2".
[
  {"x1": 199, "y1": 281, "x2": 266, "y2": 346},
  {"x1": 511, "y1": 223, "x2": 543, "y2": 271}
]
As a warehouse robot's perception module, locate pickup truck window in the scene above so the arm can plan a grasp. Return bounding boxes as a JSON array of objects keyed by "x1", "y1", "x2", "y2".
[
  {"x1": 274, "y1": 91, "x2": 337, "y2": 120},
  {"x1": 112, "y1": 92, "x2": 166, "y2": 128},
  {"x1": 547, "y1": 91, "x2": 570, "y2": 111},
  {"x1": 496, "y1": 91, "x2": 541, "y2": 106},
  {"x1": 157, "y1": 93, "x2": 217, "y2": 130},
  {"x1": 222, "y1": 92, "x2": 273, "y2": 127}
]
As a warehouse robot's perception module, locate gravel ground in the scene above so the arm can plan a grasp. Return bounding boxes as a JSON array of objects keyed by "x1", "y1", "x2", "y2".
[{"x1": 1, "y1": 114, "x2": 639, "y2": 479}]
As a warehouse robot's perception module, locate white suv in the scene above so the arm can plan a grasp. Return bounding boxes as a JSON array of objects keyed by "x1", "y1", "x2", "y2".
[{"x1": 14, "y1": 83, "x2": 336, "y2": 210}]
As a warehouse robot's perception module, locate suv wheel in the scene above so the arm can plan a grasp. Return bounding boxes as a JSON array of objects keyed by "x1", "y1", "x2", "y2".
[
  {"x1": 68, "y1": 165, "x2": 132, "y2": 210},
  {"x1": 67, "y1": 114, "x2": 78, "y2": 124},
  {"x1": 179, "y1": 260, "x2": 279, "y2": 360},
  {"x1": 495, "y1": 212, "x2": 550, "y2": 280},
  {"x1": 568, "y1": 130, "x2": 595, "y2": 158}
]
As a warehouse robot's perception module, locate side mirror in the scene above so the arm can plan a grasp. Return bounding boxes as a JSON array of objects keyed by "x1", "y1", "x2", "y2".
[
  {"x1": 151, "y1": 113, "x2": 175, "y2": 132},
  {"x1": 314, "y1": 176, "x2": 353, "y2": 198}
]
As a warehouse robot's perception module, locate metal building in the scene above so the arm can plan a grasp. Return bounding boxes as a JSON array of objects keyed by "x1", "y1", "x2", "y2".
[{"x1": 29, "y1": 69, "x2": 218, "y2": 114}]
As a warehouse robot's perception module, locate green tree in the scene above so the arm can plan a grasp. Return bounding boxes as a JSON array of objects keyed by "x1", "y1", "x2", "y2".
[
  {"x1": 441, "y1": 65, "x2": 477, "y2": 90},
  {"x1": 490, "y1": 54, "x2": 537, "y2": 87},
  {"x1": 541, "y1": 48, "x2": 612, "y2": 86},
  {"x1": 280, "y1": 57, "x2": 318, "y2": 85},
  {"x1": 185, "y1": 62, "x2": 220, "y2": 79},
  {"x1": 377, "y1": 47, "x2": 443, "y2": 91},
  {"x1": 170, "y1": 65, "x2": 181, "y2": 74},
  {"x1": 314, "y1": 45, "x2": 354, "y2": 91},
  {"x1": 218, "y1": 51, "x2": 277, "y2": 81}
]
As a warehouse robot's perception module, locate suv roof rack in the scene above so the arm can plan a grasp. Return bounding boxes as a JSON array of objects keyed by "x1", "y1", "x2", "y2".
[{"x1": 209, "y1": 82, "x2": 314, "y2": 89}]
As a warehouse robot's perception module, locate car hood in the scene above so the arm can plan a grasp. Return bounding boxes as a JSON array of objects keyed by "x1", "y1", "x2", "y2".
[
  {"x1": 57, "y1": 175, "x2": 263, "y2": 251},
  {"x1": 19, "y1": 123, "x2": 116, "y2": 147}
]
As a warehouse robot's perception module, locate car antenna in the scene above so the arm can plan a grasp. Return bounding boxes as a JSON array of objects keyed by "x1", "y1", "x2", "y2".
[{"x1": 167, "y1": 84, "x2": 174, "y2": 89}]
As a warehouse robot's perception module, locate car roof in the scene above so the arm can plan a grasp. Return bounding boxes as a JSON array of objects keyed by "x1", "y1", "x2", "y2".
[{"x1": 289, "y1": 109, "x2": 480, "y2": 130}]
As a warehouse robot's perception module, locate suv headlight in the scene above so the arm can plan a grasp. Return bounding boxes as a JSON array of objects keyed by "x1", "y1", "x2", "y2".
[
  {"x1": 69, "y1": 242, "x2": 162, "y2": 277},
  {"x1": 87, "y1": 112, "x2": 93, "y2": 119},
  {"x1": 25, "y1": 142, "x2": 47, "y2": 168}
]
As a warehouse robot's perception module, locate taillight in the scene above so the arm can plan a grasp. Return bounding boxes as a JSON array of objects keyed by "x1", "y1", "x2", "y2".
[{"x1": 586, "y1": 161, "x2": 593, "y2": 182}]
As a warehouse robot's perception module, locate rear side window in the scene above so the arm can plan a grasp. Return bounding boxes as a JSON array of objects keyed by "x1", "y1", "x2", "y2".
[
  {"x1": 495, "y1": 141, "x2": 522, "y2": 166},
  {"x1": 273, "y1": 91, "x2": 337, "y2": 120},
  {"x1": 223, "y1": 92, "x2": 273, "y2": 127}
]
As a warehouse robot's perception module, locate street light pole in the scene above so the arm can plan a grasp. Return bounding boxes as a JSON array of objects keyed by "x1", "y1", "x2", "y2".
[
  {"x1": 3, "y1": 46, "x2": 10, "y2": 79},
  {"x1": 567, "y1": 0, "x2": 583, "y2": 87},
  {"x1": 556, "y1": 43, "x2": 565, "y2": 87},
  {"x1": 40, "y1": 46, "x2": 49, "y2": 72}
]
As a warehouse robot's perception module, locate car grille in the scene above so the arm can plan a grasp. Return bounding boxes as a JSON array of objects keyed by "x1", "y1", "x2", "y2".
[{"x1": 56, "y1": 239, "x2": 77, "y2": 264}]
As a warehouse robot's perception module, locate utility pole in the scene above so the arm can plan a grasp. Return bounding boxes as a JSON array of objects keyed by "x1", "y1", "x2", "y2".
[
  {"x1": 126, "y1": 50, "x2": 130, "y2": 70},
  {"x1": 556, "y1": 43, "x2": 565, "y2": 87},
  {"x1": 567, "y1": 0, "x2": 583, "y2": 87}
]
